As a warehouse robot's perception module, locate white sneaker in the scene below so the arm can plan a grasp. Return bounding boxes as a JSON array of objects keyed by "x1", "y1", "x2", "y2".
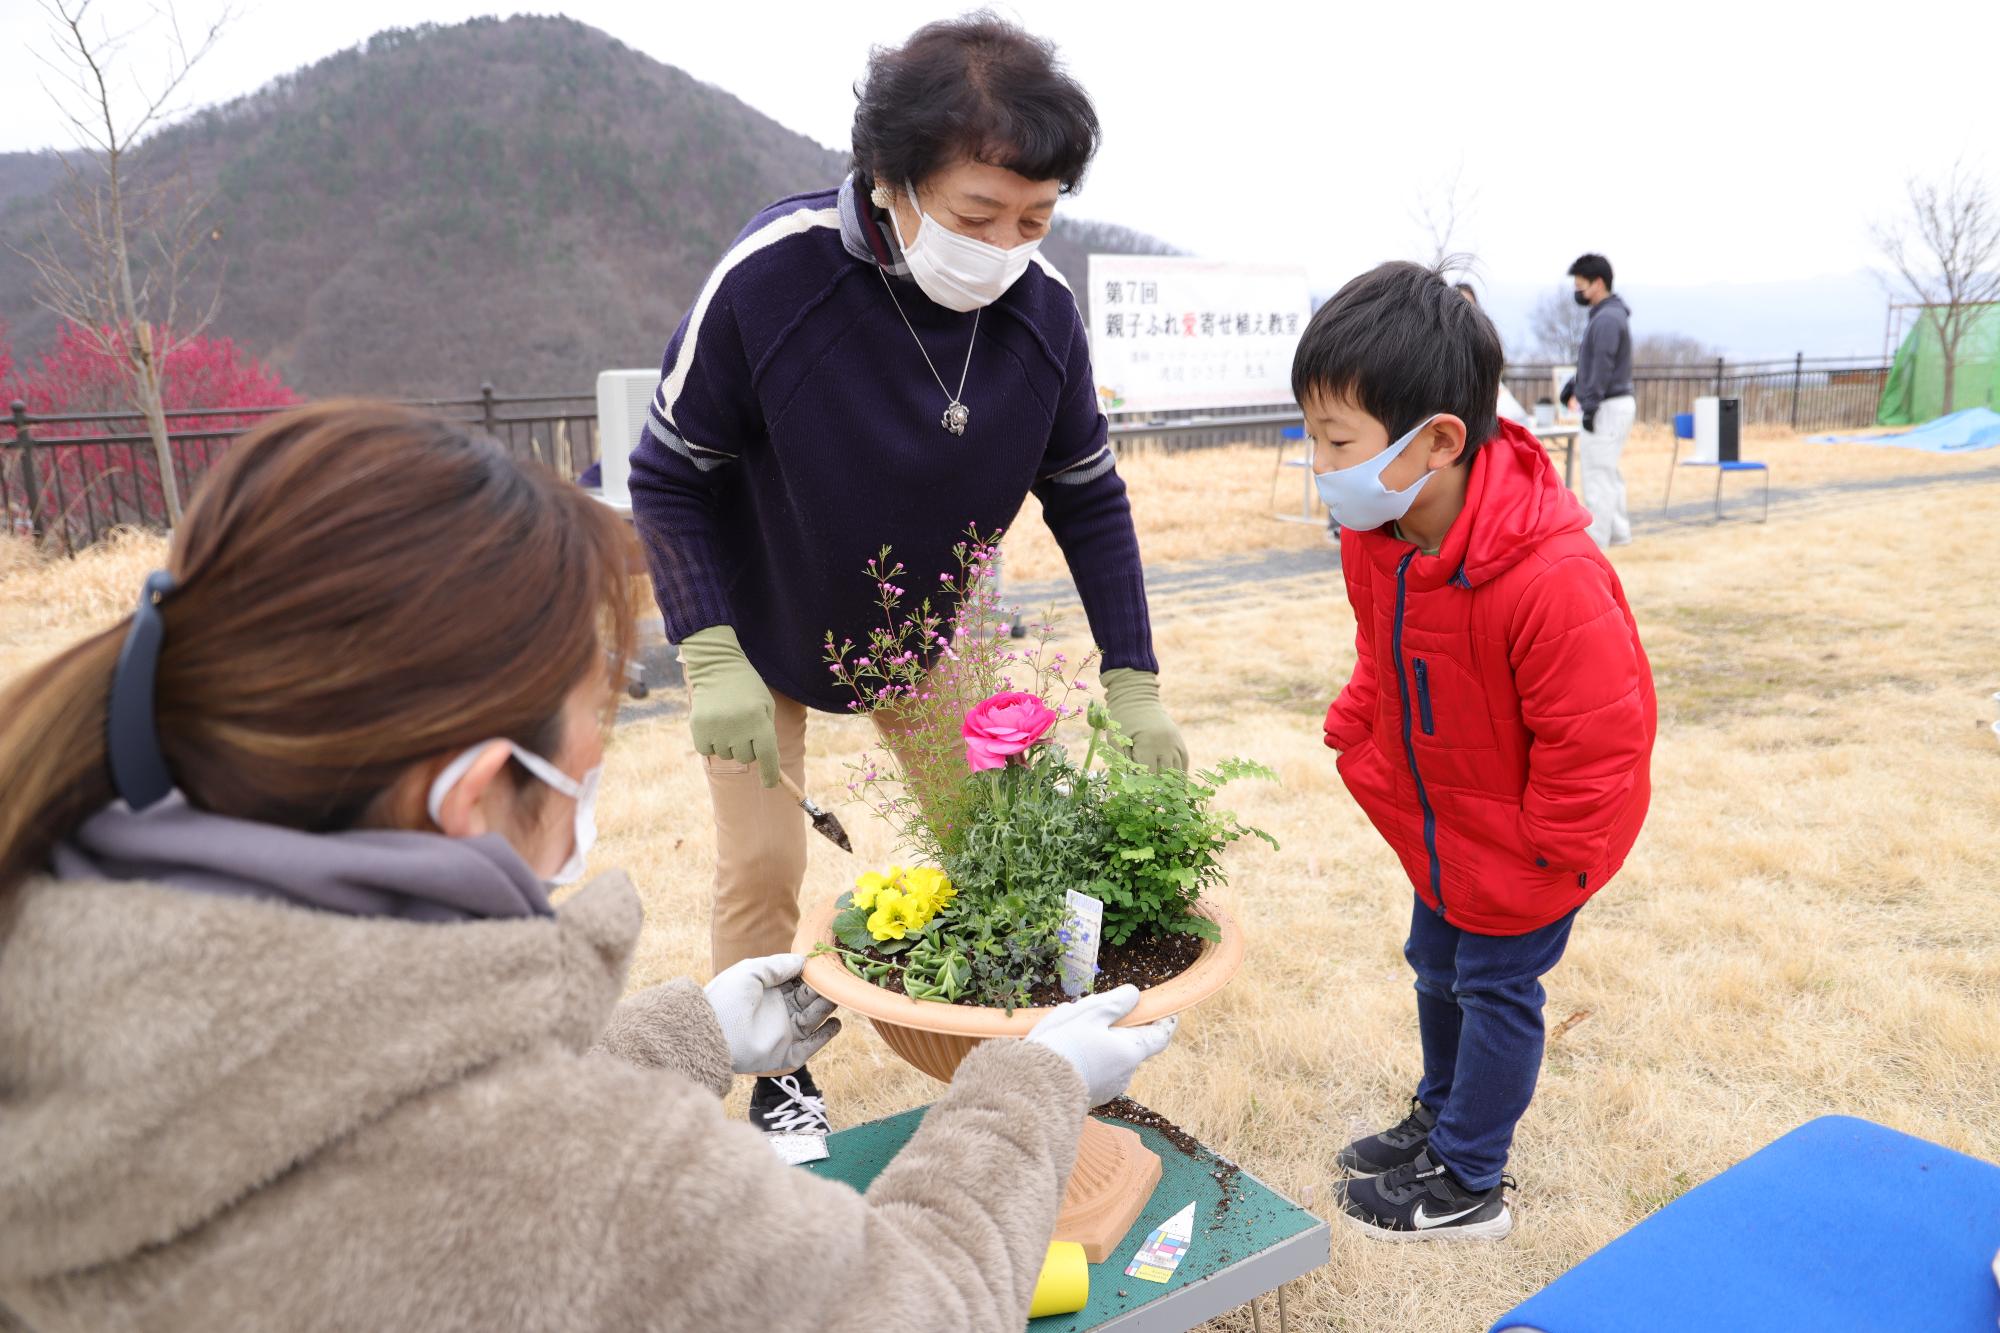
[{"x1": 751, "y1": 1070, "x2": 829, "y2": 1164}]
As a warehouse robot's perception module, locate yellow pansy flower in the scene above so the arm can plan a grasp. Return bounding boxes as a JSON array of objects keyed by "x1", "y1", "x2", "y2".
[
  {"x1": 894, "y1": 892, "x2": 935, "y2": 933},
  {"x1": 903, "y1": 866, "x2": 955, "y2": 912},
  {"x1": 852, "y1": 870, "x2": 895, "y2": 912},
  {"x1": 857, "y1": 866, "x2": 954, "y2": 940},
  {"x1": 866, "y1": 888, "x2": 910, "y2": 941}
]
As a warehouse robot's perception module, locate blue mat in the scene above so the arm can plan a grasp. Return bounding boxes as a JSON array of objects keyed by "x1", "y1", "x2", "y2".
[
  {"x1": 1812, "y1": 406, "x2": 2000, "y2": 451},
  {"x1": 1492, "y1": 1116, "x2": 2000, "y2": 1333}
]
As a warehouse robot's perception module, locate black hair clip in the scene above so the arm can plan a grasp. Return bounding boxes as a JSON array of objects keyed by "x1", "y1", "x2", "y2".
[{"x1": 107, "y1": 569, "x2": 178, "y2": 810}]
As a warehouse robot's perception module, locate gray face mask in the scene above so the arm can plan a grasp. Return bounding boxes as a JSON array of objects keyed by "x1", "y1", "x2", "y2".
[{"x1": 426, "y1": 742, "x2": 599, "y2": 886}]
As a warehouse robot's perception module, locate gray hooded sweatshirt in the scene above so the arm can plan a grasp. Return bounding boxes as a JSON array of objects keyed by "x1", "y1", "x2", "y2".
[{"x1": 1575, "y1": 293, "x2": 1634, "y2": 415}]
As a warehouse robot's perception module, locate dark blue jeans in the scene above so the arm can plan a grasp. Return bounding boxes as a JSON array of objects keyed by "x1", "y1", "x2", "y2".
[{"x1": 1405, "y1": 897, "x2": 1579, "y2": 1191}]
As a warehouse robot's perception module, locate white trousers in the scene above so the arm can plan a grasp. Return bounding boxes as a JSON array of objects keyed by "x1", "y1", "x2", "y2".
[{"x1": 1579, "y1": 394, "x2": 1636, "y2": 548}]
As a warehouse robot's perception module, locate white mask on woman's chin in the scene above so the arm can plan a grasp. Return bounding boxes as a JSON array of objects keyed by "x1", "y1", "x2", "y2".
[
  {"x1": 426, "y1": 741, "x2": 600, "y2": 886},
  {"x1": 890, "y1": 181, "x2": 1042, "y2": 312}
]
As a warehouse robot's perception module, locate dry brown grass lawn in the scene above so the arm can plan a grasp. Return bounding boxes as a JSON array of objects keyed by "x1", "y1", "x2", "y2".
[{"x1": 4, "y1": 431, "x2": 1998, "y2": 1332}]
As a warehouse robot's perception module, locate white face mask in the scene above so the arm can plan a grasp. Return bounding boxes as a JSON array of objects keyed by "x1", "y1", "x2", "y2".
[
  {"x1": 426, "y1": 741, "x2": 600, "y2": 887},
  {"x1": 889, "y1": 181, "x2": 1043, "y2": 312},
  {"x1": 1313, "y1": 414, "x2": 1441, "y2": 532}
]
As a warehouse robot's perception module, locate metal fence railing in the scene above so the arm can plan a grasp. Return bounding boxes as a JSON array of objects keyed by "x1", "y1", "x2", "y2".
[
  {"x1": 1502, "y1": 355, "x2": 1889, "y2": 433},
  {"x1": 3, "y1": 356, "x2": 1895, "y2": 555},
  {"x1": 3, "y1": 384, "x2": 598, "y2": 554},
  {"x1": 1106, "y1": 403, "x2": 1300, "y2": 453},
  {"x1": 1109, "y1": 354, "x2": 1895, "y2": 454}
]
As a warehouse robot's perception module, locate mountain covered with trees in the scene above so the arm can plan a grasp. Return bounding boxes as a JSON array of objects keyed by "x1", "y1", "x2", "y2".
[{"x1": 0, "y1": 16, "x2": 1175, "y2": 398}]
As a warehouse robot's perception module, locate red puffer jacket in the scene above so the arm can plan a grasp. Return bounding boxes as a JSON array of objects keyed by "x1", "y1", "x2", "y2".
[{"x1": 1324, "y1": 420, "x2": 1656, "y2": 935}]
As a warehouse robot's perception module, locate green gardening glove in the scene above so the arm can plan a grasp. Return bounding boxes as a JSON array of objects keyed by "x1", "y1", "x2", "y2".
[
  {"x1": 679, "y1": 626, "x2": 780, "y2": 787},
  {"x1": 1100, "y1": 668, "x2": 1189, "y2": 772}
]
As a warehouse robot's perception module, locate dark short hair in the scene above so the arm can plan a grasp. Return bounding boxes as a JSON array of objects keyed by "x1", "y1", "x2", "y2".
[
  {"x1": 1291, "y1": 261, "x2": 1503, "y2": 465},
  {"x1": 850, "y1": 11, "x2": 1100, "y2": 195},
  {"x1": 1568, "y1": 253, "x2": 1614, "y2": 289}
]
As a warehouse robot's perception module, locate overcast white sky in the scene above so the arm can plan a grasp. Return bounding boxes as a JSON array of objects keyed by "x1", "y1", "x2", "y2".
[{"x1": 5, "y1": 0, "x2": 1995, "y2": 352}]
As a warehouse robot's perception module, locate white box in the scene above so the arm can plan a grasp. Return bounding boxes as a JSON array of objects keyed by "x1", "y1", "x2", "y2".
[
  {"x1": 1553, "y1": 366, "x2": 1579, "y2": 424},
  {"x1": 1693, "y1": 396, "x2": 1721, "y2": 463},
  {"x1": 594, "y1": 369, "x2": 658, "y2": 508}
]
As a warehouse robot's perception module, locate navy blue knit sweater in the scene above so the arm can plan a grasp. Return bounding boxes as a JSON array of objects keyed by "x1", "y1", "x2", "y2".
[{"x1": 629, "y1": 178, "x2": 1158, "y2": 714}]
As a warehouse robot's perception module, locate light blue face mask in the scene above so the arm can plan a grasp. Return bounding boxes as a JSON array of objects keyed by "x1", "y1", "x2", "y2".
[{"x1": 1313, "y1": 413, "x2": 1440, "y2": 532}]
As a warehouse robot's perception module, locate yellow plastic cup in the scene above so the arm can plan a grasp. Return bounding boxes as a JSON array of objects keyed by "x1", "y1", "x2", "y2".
[{"x1": 1029, "y1": 1240, "x2": 1090, "y2": 1318}]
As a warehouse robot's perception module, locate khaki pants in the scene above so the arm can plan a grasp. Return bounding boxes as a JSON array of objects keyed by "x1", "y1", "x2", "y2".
[{"x1": 704, "y1": 693, "x2": 921, "y2": 973}]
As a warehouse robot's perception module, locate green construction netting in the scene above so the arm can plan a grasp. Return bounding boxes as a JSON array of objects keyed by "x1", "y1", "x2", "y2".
[{"x1": 1877, "y1": 303, "x2": 2000, "y2": 425}]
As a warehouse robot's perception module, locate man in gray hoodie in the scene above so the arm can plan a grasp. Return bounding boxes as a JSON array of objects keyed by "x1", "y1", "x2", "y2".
[{"x1": 1564, "y1": 253, "x2": 1635, "y2": 548}]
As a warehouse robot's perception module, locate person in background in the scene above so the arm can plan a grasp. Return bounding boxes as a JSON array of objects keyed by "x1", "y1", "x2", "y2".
[
  {"x1": 0, "y1": 401, "x2": 1175, "y2": 1332},
  {"x1": 1454, "y1": 282, "x2": 1531, "y2": 427},
  {"x1": 1563, "y1": 253, "x2": 1636, "y2": 548},
  {"x1": 1296, "y1": 262, "x2": 1655, "y2": 1241},
  {"x1": 628, "y1": 14, "x2": 1184, "y2": 1146}
]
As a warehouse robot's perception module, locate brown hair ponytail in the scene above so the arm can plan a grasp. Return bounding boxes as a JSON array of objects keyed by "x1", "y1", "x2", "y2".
[
  {"x1": 0, "y1": 400, "x2": 637, "y2": 895},
  {"x1": 0, "y1": 631, "x2": 125, "y2": 895}
]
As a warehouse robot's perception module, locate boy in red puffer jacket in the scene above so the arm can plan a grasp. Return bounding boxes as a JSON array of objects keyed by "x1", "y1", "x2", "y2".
[{"x1": 1300, "y1": 262, "x2": 1656, "y2": 1243}]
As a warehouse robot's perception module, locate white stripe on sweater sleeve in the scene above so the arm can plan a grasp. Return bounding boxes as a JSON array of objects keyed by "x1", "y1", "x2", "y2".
[
  {"x1": 652, "y1": 205, "x2": 842, "y2": 432},
  {"x1": 1041, "y1": 444, "x2": 1115, "y2": 485}
]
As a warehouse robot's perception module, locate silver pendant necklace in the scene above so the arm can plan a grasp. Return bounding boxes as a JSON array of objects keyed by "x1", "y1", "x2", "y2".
[{"x1": 877, "y1": 267, "x2": 976, "y2": 436}]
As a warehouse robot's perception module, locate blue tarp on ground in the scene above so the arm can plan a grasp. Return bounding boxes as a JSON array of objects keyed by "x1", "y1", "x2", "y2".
[
  {"x1": 1812, "y1": 406, "x2": 2000, "y2": 451},
  {"x1": 1490, "y1": 1116, "x2": 2000, "y2": 1333}
]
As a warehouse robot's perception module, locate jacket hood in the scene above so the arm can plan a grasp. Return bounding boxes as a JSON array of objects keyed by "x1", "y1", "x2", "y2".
[
  {"x1": 52, "y1": 791, "x2": 554, "y2": 923},
  {"x1": 1356, "y1": 419, "x2": 1593, "y2": 591},
  {"x1": 0, "y1": 870, "x2": 642, "y2": 1282}
]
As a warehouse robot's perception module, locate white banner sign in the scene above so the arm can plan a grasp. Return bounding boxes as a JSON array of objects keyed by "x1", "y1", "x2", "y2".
[{"x1": 1087, "y1": 255, "x2": 1311, "y2": 414}]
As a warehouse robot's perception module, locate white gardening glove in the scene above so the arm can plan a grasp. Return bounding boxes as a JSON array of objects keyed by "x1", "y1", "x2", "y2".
[
  {"x1": 703, "y1": 953, "x2": 841, "y2": 1075},
  {"x1": 1025, "y1": 984, "x2": 1178, "y2": 1108}
]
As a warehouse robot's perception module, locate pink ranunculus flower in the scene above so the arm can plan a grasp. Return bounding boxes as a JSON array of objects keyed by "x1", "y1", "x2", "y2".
[{"x1": 962, "y1": 691, "x2": 1059, "y2": 773}]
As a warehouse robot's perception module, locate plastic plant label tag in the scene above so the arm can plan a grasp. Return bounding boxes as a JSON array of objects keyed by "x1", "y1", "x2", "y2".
[
  {"x1": 1125, "y1": 1202, "x2": 1195, "y2": 1283},
  {"x1": 1059, "y1": 890, "x2": 1104, "y2": 997}
]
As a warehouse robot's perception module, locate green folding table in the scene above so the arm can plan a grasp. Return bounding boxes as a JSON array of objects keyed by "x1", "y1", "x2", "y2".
[{"x1": 806, "y1": 1102, "x2": 1330, "y2": 1331}]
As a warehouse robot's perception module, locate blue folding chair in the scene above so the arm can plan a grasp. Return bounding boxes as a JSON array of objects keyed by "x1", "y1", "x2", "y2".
[
  {"x1": 1713, "y1": 459, "x2": 1770, "y2": 523},
  {"x1": 1665, "y1": 411, "x2": 1769, "y2": 522},
  {"x1": 1271, "y1": 423, "x2": 1321, "y2": 524},
  {"x1": 1662, "y1": 412, "x2": 1697, "y2": 507}
]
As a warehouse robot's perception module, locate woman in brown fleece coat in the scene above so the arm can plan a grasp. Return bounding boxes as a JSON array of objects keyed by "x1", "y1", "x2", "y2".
[{"x1": 0, "y1": 403, "x2": 1174, "y2": 1333}]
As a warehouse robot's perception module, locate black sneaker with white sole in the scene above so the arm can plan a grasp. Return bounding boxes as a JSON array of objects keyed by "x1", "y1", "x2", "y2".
[
  {"x1": 1336, "y1": 1097, "x2": 1438, "y2": 1176},
  {"x1": 749, "y1": 1067, "x2": 830, "y2": 1162},
  {"x1": 1334, "y1": 1148, "x2": 1513, "y2": 1242}
]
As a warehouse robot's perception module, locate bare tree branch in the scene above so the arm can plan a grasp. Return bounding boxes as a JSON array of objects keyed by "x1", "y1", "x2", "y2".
[
  {"x1": 1527, "y1": 284, "x2": 1591, "y2": 361},
  {"x1": 15, "y1": 0, "x2": 235, "y2": 527},
  {"x1": 118, "y1": 3, "x2": 232, "y2": 150},
  {"x1": 28, "y1": 47, "x2": 117, "y2": 153},
  {"x1": 1875, "y1": 159, "x2": 2000, "y2": 415},
  {"x1": 1413, "y1": 162, "x2": 1479, "y2": 273}
]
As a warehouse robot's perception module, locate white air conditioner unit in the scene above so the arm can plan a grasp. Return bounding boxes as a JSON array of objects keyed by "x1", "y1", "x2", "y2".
[{"x1": 594, "y1": 369, "x2": 659, "y2": 509}]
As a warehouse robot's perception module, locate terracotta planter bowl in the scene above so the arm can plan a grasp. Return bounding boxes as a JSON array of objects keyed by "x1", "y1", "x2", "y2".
[{"x1": 795, "y1": 897, "x2": 1243, "y2": 1260}]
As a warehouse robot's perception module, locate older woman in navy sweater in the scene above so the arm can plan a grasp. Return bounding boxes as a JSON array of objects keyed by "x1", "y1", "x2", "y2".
[{"x1": 629, "y1": 16, "x2": 1180, "y2": 1140}]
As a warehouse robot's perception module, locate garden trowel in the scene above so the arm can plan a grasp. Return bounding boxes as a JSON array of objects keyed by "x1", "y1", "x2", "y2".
[{"x1": 779, "y1": 772, "x2": 853, "y2": 854}]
